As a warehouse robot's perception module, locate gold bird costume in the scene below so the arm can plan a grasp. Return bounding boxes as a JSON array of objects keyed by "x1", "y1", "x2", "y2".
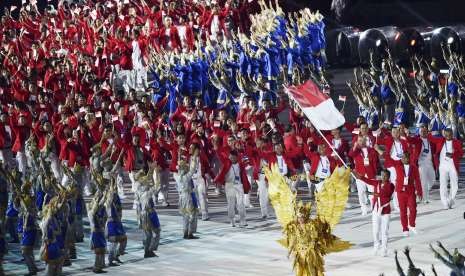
[{"x1": 264, "y1": 164, "x2": 352, "y2": 276}]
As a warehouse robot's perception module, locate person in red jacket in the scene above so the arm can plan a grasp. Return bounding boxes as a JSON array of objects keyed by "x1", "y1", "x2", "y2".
[
  {"x1": 392, "y1": 152, "x2": 422, "y2": 236},
  {"x1": 430, "y1": 128, "x2": 464, "y2": 209},
  {"x1": 306, "y1": 143, "x2": 336, "y2": 195},
  {"x1": 189, "y1": 142, "x2": 211, "y2": 221},
  {"x1": 10, "y1": 113, "x2": 31, "y2": 177},
  {"x1": 376, "y1": 126, "x2": 411, "y2": 212},
  {"x1": 349, "y1": 136, "x2": 379, "y2": 216},
  {"x1": 410, "y1": 125, "x2": 436, "y2": 204},
  {"x1": 124, "y1": 133, "x2": 151, "y2": 209},
  {"x1": 214, "y1": 150, "x2": 250, "y2": 227},
  {"x1": 354, "y1": 169, "x2": 395, "y2": 257}
]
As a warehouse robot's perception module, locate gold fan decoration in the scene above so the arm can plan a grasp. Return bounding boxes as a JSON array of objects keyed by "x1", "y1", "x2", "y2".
[{"x1": 264, "y1": 164, "x2": 352, "y2": 276}]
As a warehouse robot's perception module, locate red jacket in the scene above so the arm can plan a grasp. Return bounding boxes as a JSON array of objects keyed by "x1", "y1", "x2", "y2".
[
  {"x1": 377, "y1": 136, "x2": 411, "y2": 167},
  {"x1": 409, "y1": 136, "x2": 438, "y2": 169},
  {"x1": 214, "y1": 158, "x2": 251, "y2": 193},
  {"x1": 308, "y1": 153, "x2": 336, "y2": 177},
  {"x1": 359, "y1": 176, "x2": 395, "y2": 215},
  {"x1": 429, "y1": 136, "x2": 463, "y2": 172},
  {"x1": 393, "y1": 162, "x2": 423, "y2": 196},
  {"x1": 123, "y1": 144, "x2": 151, "y2": 172},
  {"x1": 348, "y1": 146, "x2": 379, "y2": 179},
  {"x1": 158, "y1": 26, "x2": 181, "y2": 51}
]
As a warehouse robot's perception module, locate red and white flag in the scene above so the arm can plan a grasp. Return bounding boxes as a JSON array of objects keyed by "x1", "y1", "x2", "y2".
[
  {"x1": 338, "y1": 95, "x2": 347, "y2": 102},
  {"x1": 286, "y1": 80, "x2": 345, "y2": 130}
]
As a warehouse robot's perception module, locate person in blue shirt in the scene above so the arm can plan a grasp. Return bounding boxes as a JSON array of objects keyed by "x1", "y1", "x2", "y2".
[
  {"x1": 19, "y1": 191, "x2": 38, "y2": 276},
  {"x1": 88, "y1": 191, "x2": 107, "y2": 274},
  {"x1": 40, "y1": 197, "x2": 63, "y2": 276},
  {"x1": 105, "y1": 179, "x2": 127, "y2": 267}
]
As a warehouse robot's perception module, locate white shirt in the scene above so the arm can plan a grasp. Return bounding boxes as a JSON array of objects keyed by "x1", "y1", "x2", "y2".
[
  {"x1": 418, "y1": 137, "x2": 432, "y2": 165},
  {"x1": 390, "y1": 140, "x2": 404, "y2": 161},
  {"x1": 440, "y1": 140, "x2": 454, "y2": 166},
  {"x1": 332, "y1": 138, "x2": 341, "y2": 149},
  {"x1": 177, "y1": 25, "x2": 187, "y2": 47},
  {"x1": 226, "y1": 163, "x2": 241, "y2": 184},
  {"x1": 210, "y1": 15, "x2": 220, "y2": 38},
  {"x1": 131, "y1": 40, "x2": 143, "y2": 69},
  {"x1": 276, "y1": 155, "x2": 288, "y2": 176},
  {"x1": 315, "y1": 156, "x2": 331, "y2": 179}
]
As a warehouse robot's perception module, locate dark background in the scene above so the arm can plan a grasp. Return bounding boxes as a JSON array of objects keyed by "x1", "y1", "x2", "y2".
[
  {"x1": 292, "y1": 0, "x2": 465, "y2": 29},
  {"x1": 2, "y1": 0, "x2": 465, "y2": 30}
]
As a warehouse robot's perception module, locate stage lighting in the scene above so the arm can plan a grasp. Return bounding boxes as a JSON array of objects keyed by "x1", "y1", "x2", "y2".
[
  {"x1": 326, "y1": 27, "x2": 361, "y2": 67},
  {"x1": 449, "y1": 25, "x2": 465, "y2": 54},
  {"x1": 392, "y1": 28, "x2": 426, "y2": 65},
  {"x1": 358, "y1": 26, "x2": 397, "y2": 65},
  {"x1": 421, "y1": 27, "x2": 460, "y2": 62}
]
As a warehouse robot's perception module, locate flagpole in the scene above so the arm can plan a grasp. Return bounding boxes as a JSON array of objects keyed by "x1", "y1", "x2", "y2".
[{"x1": 284, "y1": 86, "x2": 354, "y2": 175}]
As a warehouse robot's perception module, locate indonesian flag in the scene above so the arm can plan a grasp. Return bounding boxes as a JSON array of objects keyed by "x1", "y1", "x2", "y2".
[{"x1": 286, "y1": 80, "x2": 345, "y2": 130}]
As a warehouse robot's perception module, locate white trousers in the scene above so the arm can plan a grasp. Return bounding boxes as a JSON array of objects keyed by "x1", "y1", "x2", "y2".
[
  {"x1": 356, "y1": 179, "x2": 370, "y2": 214},
  {"x1": 257, "y1": 174, "x2": 270, "y2": 217},
  {"x1": 129, "y1": 172, "x2": 141, "y2": 209},
  {"x1": 372, "y1": 212, "x2": 390, "y2": 252},
  {"x1": 387, "y1": 167, "x2": 399, "y2": 211},
  {"x1": 48, "y1": 153, "x2": 62, "y2": 183},
  {"x1": 225, "y1": 182, "x2": 246, "y2": 225},
  {"x1": 157, "y1": 169, "x2": 170, "y2": 203},
  {"x1": 418, "y1": 161, "x2": 435, "y2": 203},
  {"x1": 16, "y1": 151, "x2": 27, "y2": 175},
  {"x1": 439, "y1": 162, "x2": 458, "y2": 208},
  {"x1": 194, "y1": 176, "x2": 209, "y2": 219}
]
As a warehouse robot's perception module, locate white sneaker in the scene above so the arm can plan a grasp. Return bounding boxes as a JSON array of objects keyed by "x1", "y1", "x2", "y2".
[
  {"x1": 402, "y1": 231, "x2": 409, "y2": 237},
  {"x1": 381, "y1": 249, "x2": 388, "y2": 257},
  {"x1": 408, "y1": 226, "x2": 419, "y2": 235},
  {"x1": 361, "y1": 209, "x2": 368, "y2": 217},
  {"x1": 449, "y1": 199, "x2": 455, "y2": 209}
]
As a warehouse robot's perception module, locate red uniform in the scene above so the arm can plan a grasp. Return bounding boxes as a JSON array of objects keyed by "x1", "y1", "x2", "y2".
[
  {"x1": 359, "y1": 176, "x2": 395, "y2": 215},
  {"x1": 393, "y1": 162, "x2": 422, "y2": 231}
]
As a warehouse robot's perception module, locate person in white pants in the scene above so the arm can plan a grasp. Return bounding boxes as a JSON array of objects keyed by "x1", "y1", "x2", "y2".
[
  {"x1": 432, "y1": 129, "x2": 463, "y2": 209},
  {"x1": 214, "y1": 151, "x2": 249, "y2": 227},
  {"x1": 349, "y1": 136, "x2": 379, "y2": 216},
  {"x1": 415, "y1": 126, "x2": 435, "y2": 204},
  {"x1": 190, "y1": 143, "x2": 209, "y2": 220},
  {"x1": 355, "y1": 169, "x2": 395, "y2": 257},
  {"x1": 257, "y1": 172, "x2": 270, "y2": 219}
]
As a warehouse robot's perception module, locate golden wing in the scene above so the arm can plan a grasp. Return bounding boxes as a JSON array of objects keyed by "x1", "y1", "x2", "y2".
[
  {"x1": 264, "y1": 163, "x2": 296, "y2": 227},
  {"x1": 315, "y1": 167, "x2": 351, "y2": 229}
]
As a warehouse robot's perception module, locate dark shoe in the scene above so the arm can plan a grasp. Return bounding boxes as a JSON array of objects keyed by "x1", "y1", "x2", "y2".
[
  {"x1": 183, "y1": 232, "x2": 188, "y2": 239},
  {"x1": 144, "y1": 251, "x2": 156, "y2": 258},
  {"x1": 108, "y1": 261, "x2": 119, "y2": 267},
  {"x1": 187, "y1": 234, "x2": 199, "y2": 239},
  {"x1": 63, "y1": 259, "x2": 72, "y2": 266},
  {"x1": 115, "y1": 257, "x2": 123, "y2": 264},
  {"x1": 93, "y1": 269, "x2": 107, "y2": 274}
]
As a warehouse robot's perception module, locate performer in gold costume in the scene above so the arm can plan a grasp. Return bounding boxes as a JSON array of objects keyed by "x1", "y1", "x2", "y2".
[{"x1": 264, "y1": 164, "x2": 352, "y2": 276}]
